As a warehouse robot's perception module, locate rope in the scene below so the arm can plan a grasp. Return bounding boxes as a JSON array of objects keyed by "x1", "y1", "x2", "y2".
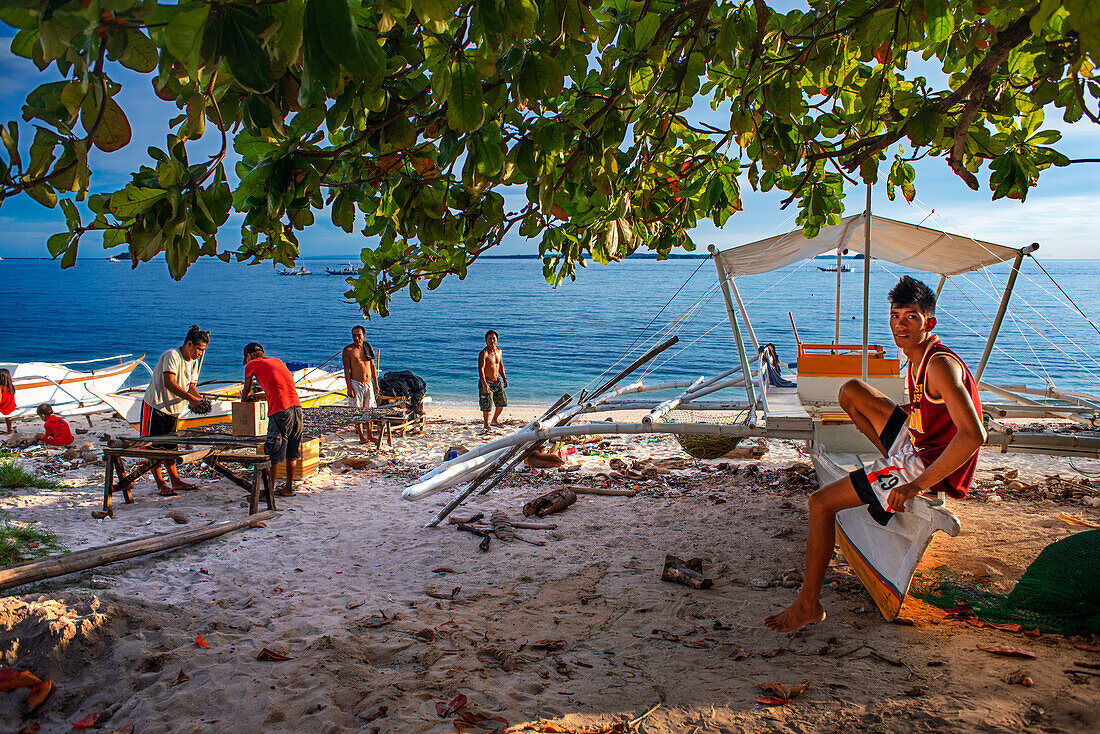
[{"x1": 1031, "y1": 256, "x2": 1100, "y2": 338}]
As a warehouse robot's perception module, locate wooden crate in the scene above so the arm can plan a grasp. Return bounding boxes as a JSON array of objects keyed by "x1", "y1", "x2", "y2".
[
  {"x1": 232, "y1": 401, "x2": 268, "y2": 436},
  {"x1": 258, "y1": 436, "x2": 320, "y2": 479}
]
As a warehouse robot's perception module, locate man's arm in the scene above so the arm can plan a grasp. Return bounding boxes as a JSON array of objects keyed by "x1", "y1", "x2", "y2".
[
  {"x1": 368, "y1": 343, "x2": 380, "y2": 394},
  {"x1": 498, "y1": 349, "x2": 507, "y2": 387},
  {"x1": 887, "y1": 355, "x2": 986, "y2": 511},
  {"x1": 241, "y1": 374, "x2": 255, "y2": 402},
  {"x1": 478, "y1": 349, "x2": 489, "y2": 390},
  {"x1": 342, "y1": 346, "x2": 354, "y2": 393},
  {"x1": 163, "y1": 371, "x2": 202, "y2": 410}
]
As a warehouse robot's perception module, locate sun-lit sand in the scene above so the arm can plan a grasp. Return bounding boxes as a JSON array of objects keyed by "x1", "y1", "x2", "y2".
[{"x1": 1, "y1": 405, "x2": 1099, "y2": 732}]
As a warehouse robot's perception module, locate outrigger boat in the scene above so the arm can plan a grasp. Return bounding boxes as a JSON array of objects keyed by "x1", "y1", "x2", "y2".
[
  {"x1": 405, "y1": 208, "x2": 1100, "y2": 621},
  {"x1": 325, "y1": 264, "x2": 360, "y2": 276},
  {"x1": 0, "y1": 355, "x2": 146, "y2": 420},
  {"x1": 89, "y1": 366, "x2": 346, "y2": 431}
]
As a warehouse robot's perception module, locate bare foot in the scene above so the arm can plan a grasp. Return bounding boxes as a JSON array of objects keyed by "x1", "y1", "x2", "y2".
[
  {"x1": 764, "y1": 600, "x2": 827, "y2": 632},
  {"x1": 490, "y1": 421, "x2": 505, "y2": 428},
  {"x1": 172, "y1": 481, "x2": 198, "y2": 491},
  {"x1": 157, "y1": 487, "x2": 177, "y2": 497},
  {"x1": 275, "y1": 488, "x2": 294, "y2": 497}
]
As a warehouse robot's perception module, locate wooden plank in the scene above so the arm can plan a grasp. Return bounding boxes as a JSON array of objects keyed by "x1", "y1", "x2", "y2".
[{"x1": 103, "y1": 447, "x2": 214, "y2": 463}]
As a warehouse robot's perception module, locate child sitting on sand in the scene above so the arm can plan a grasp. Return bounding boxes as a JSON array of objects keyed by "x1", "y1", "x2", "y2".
[
  {"x1": 0, "y1": 369, "x2": 15, "y2": 433},
  {"x1": 35, "y1": 404, "x2": 74, "y2": 447}
]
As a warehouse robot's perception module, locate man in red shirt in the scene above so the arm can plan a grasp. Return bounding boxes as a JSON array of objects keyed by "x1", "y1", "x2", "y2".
[
  {"x1": 35, "y1": 404, "x2": 74, "y2": 447},
  {"x1": 241, "y1": 343, "x2": 303, "y2": 497},
  {"x1": 765, "y1": 277, "x2": 986, "y2": 632}
]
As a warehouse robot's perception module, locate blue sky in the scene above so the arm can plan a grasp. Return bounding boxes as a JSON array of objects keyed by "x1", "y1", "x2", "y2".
[{"x1": 1, "y1": 18, "x2": 1098, "y2": 261}]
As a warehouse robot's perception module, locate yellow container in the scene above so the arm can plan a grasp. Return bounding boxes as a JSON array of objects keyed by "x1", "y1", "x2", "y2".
[{"x1": 258, "y1": 436, "x2": 320, "y2": 479}]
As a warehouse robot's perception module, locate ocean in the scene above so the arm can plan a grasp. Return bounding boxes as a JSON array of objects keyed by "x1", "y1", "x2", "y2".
[{"x1": 3, "y1": 256, "x2": 1099, "y2": 405}]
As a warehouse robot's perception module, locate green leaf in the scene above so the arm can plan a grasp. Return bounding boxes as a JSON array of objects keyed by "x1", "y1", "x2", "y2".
[
  {"x1": 447, "y1": 61, "x2": 484, "y2": 133},
  {"x1": 924, "y1": 0, "x2": 953, "y2": 44},
  {"x1": 109, "y1": 186, "x2": 169, "y2": 219},
  {"x1": 220, "y1": 6, "x2": 276, "y2": 93},
  {"x1": 81, "y1": 96, "x2": 132, "y2": 153},
  {"x1": 120, "y1": 31, "x2": 159, "y2": 73},
  {"x1": 634, "y1": 14, "x2": 660, "y2": 49},
  {"x1": 161, "y1": 5, "x2": 210, "y2": 73}
]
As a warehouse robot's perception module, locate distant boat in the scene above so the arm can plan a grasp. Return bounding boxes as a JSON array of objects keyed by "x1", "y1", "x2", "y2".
[
  {"x1": 326, "y1": 264, "x2": 359, "y2": 276},
  {"x1": 818, "y1": 265, "x2": 851, "y2": 272},
  {"x1": 278, "y1": 266, "x2": 311, "y2": 276},
  {"x1": 106, "y1": 255, "x2": 127, "y2": 262}
]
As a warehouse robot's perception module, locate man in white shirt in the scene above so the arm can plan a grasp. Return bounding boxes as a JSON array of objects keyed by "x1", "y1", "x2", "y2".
[{"x1": 141, "y1": 325, "x2": 208, "y2": 495}]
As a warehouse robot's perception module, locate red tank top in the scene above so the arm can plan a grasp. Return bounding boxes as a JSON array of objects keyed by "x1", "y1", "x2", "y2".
[{"x1": 906, "y1": 337, "x2": 982, "y2": 498}]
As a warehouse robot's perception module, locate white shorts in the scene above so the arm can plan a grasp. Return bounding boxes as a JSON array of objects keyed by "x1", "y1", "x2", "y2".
[
  {"x1": 349, "y1": 379, "x2": 376, "y2": 410},
  {"x1": 850, "y1": 407, "x2": 927, "y2": 526}
]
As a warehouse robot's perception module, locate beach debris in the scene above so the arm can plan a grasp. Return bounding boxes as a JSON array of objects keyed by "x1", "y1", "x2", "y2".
[
  {"x1": 530, "y1": 639, "x2": 565, "y2": 651},
  {"x1": 341, "y1": 457, "x2": 378, "y2": 470},
  {"x1": 445, "y1": 445, "x2": 469, "y2": 462},
  {"x1": 91, "y1": 510, "x2": 110, "y2": 520},
  {"x1": 345, "y1": 600, "x2": 365, "y2": 609},
  {"x1": 425, "y1": 586, "x2": 461, "y2": 600},
  {"x1": 1059, "y1": 512, "x2": 1100, "y2": 528},
  {"x1": 979, "y1": 646, "x2": 1036, "y2": 659},
  {"x1": 456, "y1": 522, "x2": 493, "y2": 551},
  {"x1": 570, "y1": 486, "x2": 636, "y2": 497},
  {"x1": 256, "y1": 647, "x2": 293, "y2": 661},
  {"x1": 26, "y1": 678, "x2": 51, "y2": 712},
  {"x1": 171, "y1": 670, "x2": 190, "y2": 687},
  {"x1": 195, "y1": 634, "x2": 210, "y2": 648},
  {"x1": 756, "y1": 681, "x2": 808, "y2": 706},
  {"x1": 436, "y1": 693, "x2": 468, "y2": 717},
  {"x1": 357, "y1": 611, "x2": 399, "y2": 628},
  {"x1": 166, "y1": 511, "x2": 189, "y2": 524},
  {"x1": 432, "y1": 567, "x2": 459, "y2": 574},
  {"x1": 0, "y1": 669, "x2": 41, "y2": 691},
  {"x1": 523, "y1": 488, "x2": 576, "y2": 517},
  {"x1": 491, "y1": 510, "x2": 515, "y2": 542},
  {"x1": 525, "y1": 445, "x2": 566, "y2": 470},
  {"x1": 661, "y1": 554, "x2": 713, "y2": 589},
  {"x1": 1005, "y1": 668, "x2": 1035, "y2": 686},
  {"x1": 453, "y1": 710, "x2": 510, "y2": 733},
  {"x1": 72, "y1": 713, "x2": 99, "y2": 729},
  {"x1": 448, "y1": 513, "x2": 485, "y2": 525}
]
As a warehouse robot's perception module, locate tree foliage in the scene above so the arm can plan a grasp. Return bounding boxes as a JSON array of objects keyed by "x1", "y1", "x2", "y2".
[{"x1": 0, "y1": 0, "x2": 1096, "y2": 315}]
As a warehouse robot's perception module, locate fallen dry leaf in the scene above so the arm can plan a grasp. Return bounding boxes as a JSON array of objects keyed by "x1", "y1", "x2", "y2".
[
  {"x1": 1024, "y1": 629, "x2": 1042, "y2": 638},
  {"x1": 760, "y1": 681, "x2": 808, "y2": 701},
  {"x1": 755, "y1": 695, "x2": 791, "y2": 706},
  {"x1": 195, "y1": 634, "x2": 210, "y2": 648},
  {"x1": 345, "y1": 601, "x2": 365, "y2": 610},
  {"x1": 433, "y1": 567, "x2": 458, "y2": 574},
  {"x1": 985, "y1": 622, "x2": 1024, "y2": 633},
  {"x1": 249, "y1": 521, "x2": 267, "y2": 528},
  {"x1": 256, "y1": 648, "x2": 292, "y2": 661},
  {"x1": 170, "y1": 670, "x2": 189, "y2": 687},
  {"x1": 0, "y1": 669, "x2": 41, "y2": 692},
  {"x1": 426, "y1": 586, "x2": 461, "y2": 600},
  {"x1": 26, "y1": 679, "x2": 51, "y2": 712},
  {"x1": 979, "y1": 646, "x2": 1036, "y2": 659},
  {"x1": 71, "y1": 713, "x2": 98, "y2": 729},
  {"x1": 1058, "y1": 512, "x2": 1100, "y2": 529},
  {"x1": 530, "y1": 640, "x2": 564, "y2": 651},
  {"x1": 436, "y1": 693, "x2": 468, "y2": 717}
]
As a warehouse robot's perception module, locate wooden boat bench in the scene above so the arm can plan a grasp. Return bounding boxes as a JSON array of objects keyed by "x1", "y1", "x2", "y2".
[
  {"x1": 102, "y1": 438, "x2": 276, "y2": 517},
  {"x1": 369, "y1": 397, "x2": 425, "y2": 450}
]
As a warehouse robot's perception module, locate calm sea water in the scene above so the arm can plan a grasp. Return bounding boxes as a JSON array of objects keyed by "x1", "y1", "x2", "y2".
[{"x1": 3, "y1": 256, "x2": 1099, "y2": 404}]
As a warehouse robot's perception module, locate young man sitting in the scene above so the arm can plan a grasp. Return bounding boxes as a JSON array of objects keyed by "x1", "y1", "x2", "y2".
[{"x1": 765, "y1": 276, "x2": 986, "y2": 632}]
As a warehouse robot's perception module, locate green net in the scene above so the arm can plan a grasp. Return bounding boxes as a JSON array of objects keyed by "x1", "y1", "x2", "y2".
[
  {"x1": 664, "y1": 409, "x2": 746, "y2": 460},
  {"x1": 910, "y1": 529, "x2": 1100, "y2": 635}
]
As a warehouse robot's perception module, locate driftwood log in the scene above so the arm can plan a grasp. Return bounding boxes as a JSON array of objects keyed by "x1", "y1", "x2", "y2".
[
  {"x1": 661, "y1": 554, "x2": 713, "y2": 590},
  {"x1": 569, "y1": 486, "x2": 637, "y2": 497},
  {"x1": 523, "y1": 488, "x2": 577, "y2": 518},
  {"x1": 0, "y1": 512, "x2": 274, "y2": 591}
]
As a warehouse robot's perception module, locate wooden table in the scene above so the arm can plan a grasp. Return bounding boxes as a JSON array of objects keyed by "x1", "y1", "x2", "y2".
[
  {"x1": 370, "y1": 400, "x2": 425, "y2": 450},
  {"x1": 102, "y1": 434, "x2": 275, "y2": 517}
]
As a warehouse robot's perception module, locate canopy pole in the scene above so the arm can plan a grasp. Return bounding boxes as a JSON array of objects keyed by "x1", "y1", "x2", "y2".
[
  {"x1": 934, "y1": 275, "x2": 946, "y2": 299},
  {"x1": 834, "y1": 248, "x2": 843, "y2": 344},
  {"x1": 975, "y1": 245, "x2": 1037, "y2": 382},
  {"x1": 709, "y1": 245, "x2": 757, "y2": 417},
  {"x1": 728, "y1": 278, "x2": 760, "y2": 354},
  {"x1": 862, "y1": 184, "x2": 872, "y2": 381}
]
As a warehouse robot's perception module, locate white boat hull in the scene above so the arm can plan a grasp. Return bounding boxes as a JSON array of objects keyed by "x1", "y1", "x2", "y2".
[{"x1": 1, "y1": 357, "x2": 145, "y2": 419}]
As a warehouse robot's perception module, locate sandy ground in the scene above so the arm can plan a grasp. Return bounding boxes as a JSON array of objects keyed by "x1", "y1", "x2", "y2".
[{"x1": 1, "y1": 404, "x2": 1099, "y2": 733}]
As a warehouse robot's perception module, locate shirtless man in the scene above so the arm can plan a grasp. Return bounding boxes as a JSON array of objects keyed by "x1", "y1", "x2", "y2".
[
  {"x1": 479, "y1": 330, "x2": 508, "y2": 430},
  {"x1": 343, "y1": 325, "x2": 380, "y2": 444},
  {"x1": 765, "y1": 276, "x2": 986, "y2": 632}
]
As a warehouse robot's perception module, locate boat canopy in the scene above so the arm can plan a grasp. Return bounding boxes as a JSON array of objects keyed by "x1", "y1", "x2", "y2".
[{"x1": 715, "y1": 213, "x2": 1027, "y2": 277}]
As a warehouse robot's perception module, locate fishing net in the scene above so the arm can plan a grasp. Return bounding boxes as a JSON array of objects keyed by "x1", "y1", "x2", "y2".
[
  {"x1": 664, "y1": 409, "x2": 747, "y2": 460},
  {"x1": 909, "y1": 529, "x2": 1100, "y2": 635}
]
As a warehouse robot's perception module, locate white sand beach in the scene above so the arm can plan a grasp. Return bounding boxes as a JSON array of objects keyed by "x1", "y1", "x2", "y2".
[{"x1": 1, "y1": 405, "x2": 1099, "y2": 732}]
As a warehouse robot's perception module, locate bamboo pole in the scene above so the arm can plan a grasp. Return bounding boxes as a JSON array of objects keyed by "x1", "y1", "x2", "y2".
[
  {"x1": 643, "y1": 376, "x2": 706, "y2": 424},
  {"x1": 975, "y1": 245, "x2": 1037, "y2": 382},
  {"x1": 0, "y1": 512, "x2": 274, "y2": 591},
  {"x1": 728, "y1": 278, "x2": 760, "y2": 354},
  {"x1": 708, "y1": 245, "x2": 757, "y2": 417},
  {"x1": 862, "y1": 186, "x2": 872, "y2": 381}
]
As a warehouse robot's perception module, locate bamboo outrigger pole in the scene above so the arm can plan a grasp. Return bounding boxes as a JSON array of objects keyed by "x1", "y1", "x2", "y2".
[
  {"x1": 862, "y1": 184, "x2": 872, "y2": 381},
  {"x1": 975, "y1": 243, "x2": 1039, "y2": 383},
  {"x1": 709, "y1": 245, "x2": 757, "y2": 419}
]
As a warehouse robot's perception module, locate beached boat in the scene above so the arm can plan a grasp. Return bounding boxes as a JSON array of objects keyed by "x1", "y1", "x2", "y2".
[
  {"x1": 90, "y1": 367, "x2": 347, "y2": 431},
  {"x1": 406, "y1": 210, "x2": 1100, "y2": 620},
  {"x1": 325, "y1": 264, "x2": 360, "y2": 276},
  {"x1": 0, "y1": 355, "x2": 146, "y2": 419}
]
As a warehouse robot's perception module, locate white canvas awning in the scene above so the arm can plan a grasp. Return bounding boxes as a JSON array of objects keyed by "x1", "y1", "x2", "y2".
[{"x1": 715, "y1": 214, "x2": 1028, "y2": 277}]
